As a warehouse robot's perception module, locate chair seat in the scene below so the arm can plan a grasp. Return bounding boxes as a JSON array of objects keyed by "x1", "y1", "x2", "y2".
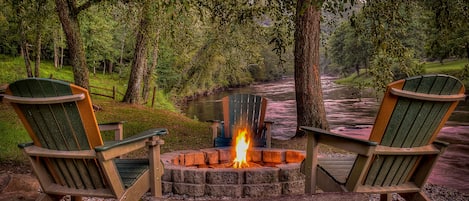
[
  {"x1": 214, "y1": 137, "x2": 232, "y2": 147},
  {"x1": 115, "y1": 159, "x2": 149, "y2": 188},
  {"x1": 318, "y1": 156, "x2": 357, "y2": 184}
]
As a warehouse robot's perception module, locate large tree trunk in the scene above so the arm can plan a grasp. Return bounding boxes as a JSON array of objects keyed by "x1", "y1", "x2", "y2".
[
  {"x1": 293, "y1": 0, "x2": 329, "y2": 137},
  {"x1": 122, "y1": 6, "x2": 150, "y2": 104},
  {"x1": 55, "y1": 0, "x2": 89, "y2": 89}
]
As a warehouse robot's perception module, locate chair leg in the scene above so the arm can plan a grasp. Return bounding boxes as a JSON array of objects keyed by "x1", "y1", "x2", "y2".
[
  {"x1": 147, "y1": 136, "x2": 164, "y2": 198},
  {"x1": 304, "y1": 132, "x2": 319, "y2": 195},
  {"x1": 399, "y1": 191, "x2": 430, "y2": 201},
  {"x1": 379, "y1": 193, "x2": 392, "y2": 201},
  {"x1": 71, "y1": 196, "x2": 83, "y2": 201},
  {"x1": 36, "y1": 194, "x2": 68, "y2": 201}
]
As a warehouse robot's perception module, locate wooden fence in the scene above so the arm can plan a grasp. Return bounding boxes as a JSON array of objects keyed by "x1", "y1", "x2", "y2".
[
  {"x1": 2, "y1": 77, "x2": 159, "y2": 108},
  {"x1": 89, "y1": 85, "x2": 121, "y2": 100}
]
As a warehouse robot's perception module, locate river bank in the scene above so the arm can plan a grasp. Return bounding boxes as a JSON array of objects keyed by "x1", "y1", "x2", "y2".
[{"x1": 182, "y1": 76, "x2": 469, "y2": 193}]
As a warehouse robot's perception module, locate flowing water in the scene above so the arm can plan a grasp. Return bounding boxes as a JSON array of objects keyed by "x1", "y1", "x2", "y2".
[{"x1": 181, "y1": 76, "x2": 469, "y2": 193}]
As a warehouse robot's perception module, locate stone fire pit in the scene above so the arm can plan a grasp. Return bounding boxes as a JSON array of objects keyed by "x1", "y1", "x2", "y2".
[{"x1": 160, "y1": 147, "x2": 306, "y2": 198}]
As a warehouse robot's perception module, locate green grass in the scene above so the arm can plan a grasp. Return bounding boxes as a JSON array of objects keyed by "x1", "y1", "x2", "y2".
[
  {"x1": 334, "y1": 70, "x2": 371, "y2": 86},
  {"x1": 0, "y1": 103, "x2": 30, "y2": 160},
  {"x1": 0, "y1": 56, "x2": 182, "y2": 161},
  {"x1": 336, "y1": 59, "x2": 469, "y2": 87},
  {"x1": 424, "y1": 59, "x2": 469, "y2": 73},
  {"x1": 0, "y1": 55, "x2": 175, "y2": 111}
]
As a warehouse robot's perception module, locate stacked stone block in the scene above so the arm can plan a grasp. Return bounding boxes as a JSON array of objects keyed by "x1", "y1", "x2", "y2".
[{"x1": 160, "y1": 147, "x2": 306, "y2": 198}]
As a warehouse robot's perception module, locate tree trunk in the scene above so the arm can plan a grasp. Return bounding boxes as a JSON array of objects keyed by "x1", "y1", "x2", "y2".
[
  {"x1": 142, "y1": 30, "x2": 160, "y2": 102},
  {"x1": 55, "y1": 0, "x2": 89, "y2": 89},
  {"x1": 34, "y1": 33, "x2": 41, "y2": 77},
  {"x1": 60, "y1": 42, "x2": 64, "y2": 69},
  {"x1": 123, "y1": 6, "x2": 150, "y2": 104},
  {"x1": 22, "y1": 42, "x2": 32, "y2": 78},
  {"x1": 18, "y1": 3, "x2": 32, "y2": 78},
  {"x1": 293, "y1": 0, "x2": 329, "y2": 137},
  {"x1": 355, "y1": 63, "x2": 360, "y2": 76},
  {"x1": 34, "y1": 26, "x2": 42, "y2": 78},
  {"x1": 53, "y1": 30, "x2": 59, "y2": 69},
  {"x1": 108, "y1": 60, "x2": 113, "y2": 74},
  {"x1": 103, "y1": 60, "x2": 106, "y2": 75},
  {"x1": 33, "y1": 0, "x2": 46, "y2": 77},
  {"x1": 466, "y1": 42, "x2": 469, "y2": 60}
]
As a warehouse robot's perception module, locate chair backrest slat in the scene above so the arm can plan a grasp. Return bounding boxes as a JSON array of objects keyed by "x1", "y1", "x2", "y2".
[
  {"x1": 9, "y1": 79, "x2": 91, "y2": 150},
  {"x1": 222, "y1": 94, "x2": 267, "y2": 146},
  {"x1": 358, "y1": 75, "x2": 465, "y2": 188},
  {"x1": 377, "y1": 75, "x2": 464, "y2": 147},
  {"x1": 6, "y1": 78, "x2": 106, "y2": 189}
]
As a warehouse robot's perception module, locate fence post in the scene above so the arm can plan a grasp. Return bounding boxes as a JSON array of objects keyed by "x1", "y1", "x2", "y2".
[
  {"x1": 113, "y1": 86, "x2": 116, "y2": 100},
  {"x1": 151, "y1": 86, "x2": 156, "y2": 108}
]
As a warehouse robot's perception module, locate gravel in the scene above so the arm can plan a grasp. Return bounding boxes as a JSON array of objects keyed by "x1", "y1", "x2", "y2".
[{"x1": 136, "y1": 183, "x2": 469, "y2": 201}]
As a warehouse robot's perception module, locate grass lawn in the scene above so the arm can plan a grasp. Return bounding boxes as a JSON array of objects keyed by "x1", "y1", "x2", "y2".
[
  {"x1": 335, "y1": 59, "x2": 469, "y2": 87},
  {"x1": 424, "y1": 59, "x2": 469, "y2": 73}
]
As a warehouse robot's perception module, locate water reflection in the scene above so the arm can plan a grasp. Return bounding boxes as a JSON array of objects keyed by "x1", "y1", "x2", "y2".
[{"x1": 181, "y1": 76, "x2": 469, "y2": 192}]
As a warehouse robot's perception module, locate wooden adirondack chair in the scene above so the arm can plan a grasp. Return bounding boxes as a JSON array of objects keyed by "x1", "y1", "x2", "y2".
[
  {"x1": 300, "y1": 74, "x2": 466, "y2": 200},
  {"x1": 210, "y1": 94, "x2": 273, "y2": 148},
  {"x1": 3, "y1": 78, "x2": 167, "y2": 201}
]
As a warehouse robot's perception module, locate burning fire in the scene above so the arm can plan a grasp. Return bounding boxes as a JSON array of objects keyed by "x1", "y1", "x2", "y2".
[{"x1": 232, "y1": 128, "x2": 251, "y2": 168}]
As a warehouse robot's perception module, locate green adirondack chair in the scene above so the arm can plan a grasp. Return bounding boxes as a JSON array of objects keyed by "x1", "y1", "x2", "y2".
[
  {"x1": 210, "y1": 94, "x2": 273, "y2": 148},
  {"x1": 300, "y1": 74, "x2": 466, "y2": 200},
  {"x1": 4, "y1": 78, "x2": 167, "y2": 201}
]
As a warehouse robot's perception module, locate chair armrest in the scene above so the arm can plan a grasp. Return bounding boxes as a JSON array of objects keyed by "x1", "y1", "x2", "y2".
[
  {"x1": 95, "y1": 128, "x2": 167, "y2": 160},
  {"x1": 96, "y1": 128, "x2": 167, "y2": 151},
  {"x1": 19, "y1": 142, "x2": 97, "y2": 159},
  {"x1": 98, "y1": 121, "x2": 125, "y2": 129},
  {"x1": 432, "y1": 140, "x2": 449, "y2": 152},
  {"x1": 374, "y1": 144, "x2": 442, "y2": 155},
  {"x1": 433, "y1": 140, "x2": 449, "y2": 147},
  {"x1": 207, "y1": 120, "x2": 223, "y2": 127},
  {"x1": 263, "y1": 121, "x2": 274, "y2": 148},
  {"x1": 300, "y1": 126, "x2": 377, "y2": 156},
  {"x1": 18, "y1": 142, "x2": 34, "y2": 148},
  {"x1": 208, "y1": 120, "x2": 223, "y2": 141},
  {"x1": 99, "y1": 121, "x2": 126, "y2": 141}
]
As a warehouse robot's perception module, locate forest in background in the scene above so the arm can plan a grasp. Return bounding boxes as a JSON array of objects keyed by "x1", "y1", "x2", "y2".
[
  {"x1": 1, "y1": 0, "x2": 468, "y2": 103},
  {"x1": 0, "y1": 1, "x2": 293, "y2": 102}
]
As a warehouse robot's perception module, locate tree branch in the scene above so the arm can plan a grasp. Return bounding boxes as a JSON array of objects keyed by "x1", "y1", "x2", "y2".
[{"x1": 76, "y1": 0, "x2": 103, "y2": 14}]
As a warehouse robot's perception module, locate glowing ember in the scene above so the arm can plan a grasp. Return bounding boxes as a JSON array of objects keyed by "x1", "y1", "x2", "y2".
[{"x1": 232, "y1": 128, "x2": 251, "y2": 168}]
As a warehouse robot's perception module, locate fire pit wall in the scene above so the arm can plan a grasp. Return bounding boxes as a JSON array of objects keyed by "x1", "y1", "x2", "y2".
[{"x1": 160, "y1": 147, "x2": 306, "y2": 198}]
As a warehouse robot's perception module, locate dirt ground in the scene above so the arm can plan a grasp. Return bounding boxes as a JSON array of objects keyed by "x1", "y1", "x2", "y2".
[{"x1": 0, "y1": 160, "x2": 370, "y2": 201}]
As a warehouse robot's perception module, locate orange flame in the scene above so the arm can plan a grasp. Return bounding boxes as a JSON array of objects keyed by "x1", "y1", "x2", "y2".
[{"x1": 232, "y1": 128, "x2": 250, "y2": 168}]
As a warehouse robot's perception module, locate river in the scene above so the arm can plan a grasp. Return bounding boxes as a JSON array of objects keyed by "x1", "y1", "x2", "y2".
[{"x1": 181, "y1": 76, "x2": 469, "y2": 193}]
